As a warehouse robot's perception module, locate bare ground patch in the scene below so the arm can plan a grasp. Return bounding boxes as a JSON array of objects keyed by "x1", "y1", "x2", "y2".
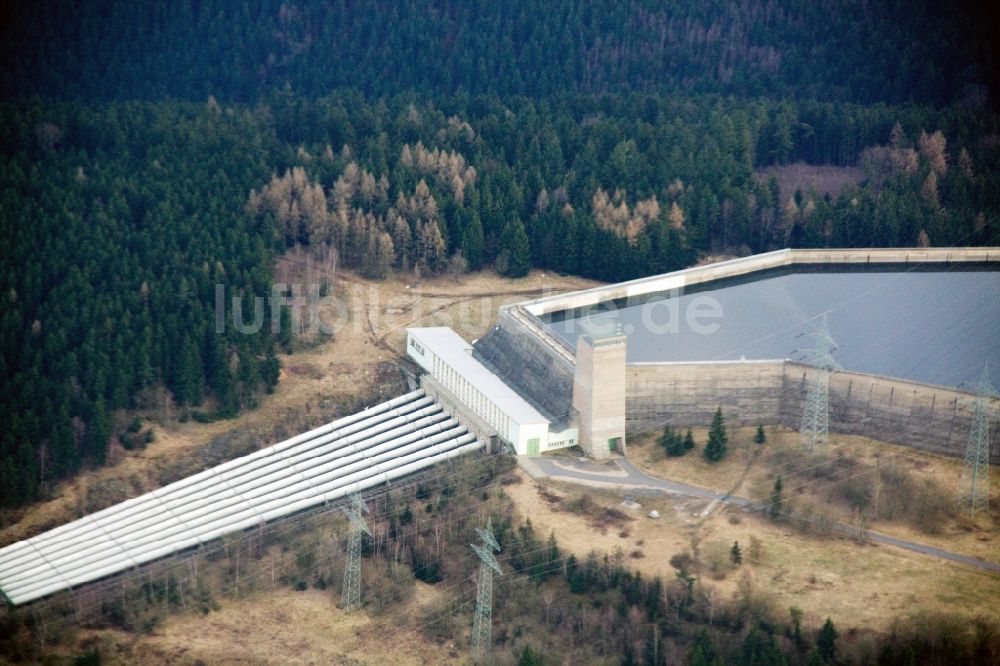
[{"x1": 756, "y1": 162, "x2": 863, "y2": 202}]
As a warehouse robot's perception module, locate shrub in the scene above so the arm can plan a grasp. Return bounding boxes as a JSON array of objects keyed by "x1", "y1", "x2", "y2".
[
  {"x1": 670, "y1": 551, "x2": 697, "y2": 572},
  {"x1": 748, "y1": 535, "x2": 764, "y2": 564},
  {"x1": 702, "y1": 540, "x2": 734, "y2": 579}
]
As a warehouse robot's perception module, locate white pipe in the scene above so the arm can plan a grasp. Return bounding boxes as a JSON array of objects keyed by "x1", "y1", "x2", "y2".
[{"x1": 3, "y1": 393, "x2": 435, "y2": 562}]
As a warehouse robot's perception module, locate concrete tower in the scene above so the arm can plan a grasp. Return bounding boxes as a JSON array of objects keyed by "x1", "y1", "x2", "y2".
[{"x1": 573, "y1": 332, "x2": 627, "y2": 459}]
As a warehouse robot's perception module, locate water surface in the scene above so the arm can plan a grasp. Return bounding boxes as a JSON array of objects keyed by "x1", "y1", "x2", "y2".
[{"x1": 541, "y1": 265, "x2": 1000, "y2": 390}]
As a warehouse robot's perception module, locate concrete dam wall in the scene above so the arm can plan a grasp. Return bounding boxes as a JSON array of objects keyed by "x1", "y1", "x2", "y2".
[
  {"x1": 627, "y1": 361, "x2": 999, "y2": 460},
  {"x1": 473, "y1": 306, "x2": 575, "y2": 421},
  {"x1": 627, "y1": 361, "x2": 789, "y2": 432},
  {"x1": 483, "y1": 248, "x2": 999, "y2": 461}
]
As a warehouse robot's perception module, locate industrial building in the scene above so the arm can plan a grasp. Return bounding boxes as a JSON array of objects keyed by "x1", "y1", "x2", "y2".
[
  {"x1": 405, "y1": 327, "x2": 554, "y2": 455},
  {"x1": 3, "y1": 246, "x2": 996, "y2": 607}
]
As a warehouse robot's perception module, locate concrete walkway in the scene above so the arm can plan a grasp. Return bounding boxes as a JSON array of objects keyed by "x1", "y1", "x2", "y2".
[{"x1": 521, "y1": 455, "x2": 1000, "y2": 575}]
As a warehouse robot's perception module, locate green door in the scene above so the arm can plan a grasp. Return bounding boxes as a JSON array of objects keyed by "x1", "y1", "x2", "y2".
[
  {"x1": 608, "y1": 437, "x2": 620, "y2": 451},
  {"x1": 527, "y1": 438, "x2": 540, "y2": 455}
]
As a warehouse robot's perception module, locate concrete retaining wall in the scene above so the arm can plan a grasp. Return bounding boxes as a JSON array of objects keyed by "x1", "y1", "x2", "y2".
[
  {"x1": 789, "y1": 364, "x2": 999, "y2": 460},
  {"x1": 627, "y1": 361, "x2": 999, "y2": 460},
  {"x1": 523, "y1": 247, "x2": 999, "y2": 316},
  {"x1": 627, "y1": 361, "x2": 789, "y2": 433}
]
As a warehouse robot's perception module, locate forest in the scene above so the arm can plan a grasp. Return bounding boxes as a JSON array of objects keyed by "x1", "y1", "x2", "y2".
[
  {"x1": 1, "y1": 0, "x2": 996, "y2": 106},
  {"x1": 1, "y1": 0, "x2": 999, "y2": 512}
]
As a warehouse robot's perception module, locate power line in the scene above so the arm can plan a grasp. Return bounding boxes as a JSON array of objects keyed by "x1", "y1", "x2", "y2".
[
  {"x1": 340, "y1": 492, "x2": 372, "y2": 612},
  {"x1": 959, "y1": 365, "x2": 993, "y2": 518},
  {"x1": 470, "y1": 516, "x2": 502, "y2": 660},
  {"x1": 25, "y1": 454, "x2": 506, "y2": 628}
]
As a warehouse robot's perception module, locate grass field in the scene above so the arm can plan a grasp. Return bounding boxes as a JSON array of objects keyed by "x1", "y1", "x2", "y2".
[
  {"x1": 62, "y1": 584, "x2": 462, "y2": 665},
  {"x1": 628, "y1": 426, "x2": 1000, "y2": 563},
  {"x1": 503, "y1": 467, "x2": 1000, "y2": 633}
]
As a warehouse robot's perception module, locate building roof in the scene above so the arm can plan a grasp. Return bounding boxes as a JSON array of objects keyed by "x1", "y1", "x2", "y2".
[
  {"x1": 0, "y1": 390, "x2": 481, "y2": 606},
  {"x1": 407, "y1": 327, "x2": 549, "y2": 426}
]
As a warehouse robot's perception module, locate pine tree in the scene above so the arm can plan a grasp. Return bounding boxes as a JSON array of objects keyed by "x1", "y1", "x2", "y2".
[
  {"x1": 461, "y1": 213, "x2": 485, "y2": 271},
  {"x1": 262, "y1": 347, "x2": 281, "y2": 394},
  {"x1": 769, "y1": 476, "x2": 785, "y2": 521},
  {"x1": 547, "y1": 531, "x2": 559, "y2": 568},
  {"x1": 683, "y1": 428, "x2": 695, "y2": 451},
  {"x1": 237, "y1": 348, "x2": 261, "y2": 409},
  {"x1": 204, "y1": 331, "x2": 232, "y2": 402},
  {"x1": 789, "y1": 606, "x2": 805, "y2": 649},
  {"x1": 730, "y1": 541, "x2": 742, "y2": 565},
  {"x1": 817, "y1": 618, "x2": 839, "y2": 663},
  {"x1": 518, "y1": 645, "x2": 544, "y2": 666},
  {"x1": 174, "y1": 336, "x2": 204, "y2": 406},
  {"x1": 51, "y1": 404, "x2": 78, "y2": 476},
  {"x1": 86, "y1": 399, "x2": 110, "y2": 466},
  {"x1": 135, "y1": 324, "x2": 156, "y2": 389},
  {"x1": 498, "y1": 217, "x2": 532, "y2": 277},
  {"x1": 16, "y1": 443, "x2": 37, "y2": 503},
  {"x1": 755, "y1": 424, "x2": 767, "y2": 444},
  {"x1": 688, "y1": 629, "x2": 722, "y2": 666},
  {"x1": 0, "y1": 456, "x2": 17, "y2": 506},
  {"x1": 703, "y1": 407, "x2": 728, "y2": 462},
  {"x1": 739, "y1": 628, "x2": 786, "y2": 666}
]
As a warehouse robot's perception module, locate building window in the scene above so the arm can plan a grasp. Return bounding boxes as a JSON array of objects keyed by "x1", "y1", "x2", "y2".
[{"x1": 409, "y1": 337, "x2": 425, "y2": 356}]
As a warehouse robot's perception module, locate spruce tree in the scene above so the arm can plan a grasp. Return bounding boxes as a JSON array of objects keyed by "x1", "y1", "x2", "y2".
[
  {"x1": 703, "y1": 407, "x2": 728, "y2": 462},
  {"x1": 739, "y1": 628, "x2": 785, "y2": 665},
  {"x1": 658, "y1": 424, "x2": 686, "y2": 457},
  {"x1": 547, "y1": 531, "x2": 559, "y2": 568},
  {"x1": 683, "y1": 428, "x2": 695, "y2": 451},
  {"x1": 518, "y1": 645, "x2": 544, "y2": 666},
  {"x1": 687, "y1": 629, "x2": 721, "y2": 666},
  {"x1": 755, "y1": 424, "x2": 767, "y2": 444},
  {"x1": 262, "y1": 347, "x2": 281, "y2": 394},
  {"x1": 14, "y1": 442, "x2": 36, "y2": 503},
  {"x1": 0, "y1": 457, "x2": 17, "y2": 506},
  {"x1": 86, "y1": 400, "x2": 110, "y2": 465},
  {"x1": 817, "y1": 618, "x2": 839, "y2": 663},
  {"x1": 461, "y1": 213, "x2": 485, "y2": 271},
  {"x1": 769, "y1": 476, "x2": 785, "y2": 521},
  {"x1": 498, "y1": 217, "x2": 532, "y2": 277},
  {"x1": 174, "y1": 336, "x2": 204, "y2": 406},
  {"x1": 790, "y1": 607, "x2": 805, "y2": 649},
  {"x1": 730, "y1": 541, "x2": 742, "y2": 565}
]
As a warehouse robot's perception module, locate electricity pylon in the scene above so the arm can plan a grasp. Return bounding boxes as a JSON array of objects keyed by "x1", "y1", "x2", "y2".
[
  {"x1": 470, "y1": 517, "x2": 502, "y2": 660},
  {"x1": 794, "y1": 314, "x2": 840, "y2": 452},
  {"x1": 959, "y1": 366, "x2": 993, "y2": 518},
  {"x1": 341, "y1": 492, "x2": 371, "y2": 612}
]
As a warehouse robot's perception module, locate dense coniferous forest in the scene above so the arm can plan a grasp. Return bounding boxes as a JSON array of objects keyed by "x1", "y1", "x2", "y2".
[
  {"x1": 2, "y1": 1, "x2": 999, "y2": 509},
  {"x1": 1, "y1": 0, "x2": 997, "y2": 105}
]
